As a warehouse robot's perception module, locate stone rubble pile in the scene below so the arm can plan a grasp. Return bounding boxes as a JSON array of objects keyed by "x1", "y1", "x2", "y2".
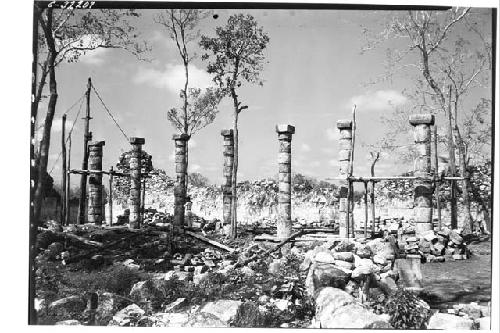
[
  {"x1": 397, "y1": 227, "x2": 472, "y2": 262},
  {"x1": 302, "y1": 238, "x2": 399, "y2": 298},
  {"x1": 299, "y1": 238, "x2": 402, "y2": 328},
  {"x1": 427, "y1": 302, "x2": 491, "y2": 330}
]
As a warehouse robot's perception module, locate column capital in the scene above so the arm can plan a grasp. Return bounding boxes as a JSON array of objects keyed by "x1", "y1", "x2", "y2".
[
  {"x1": 336, "y1": 120, "x2": 352, "y2": 130},
  {"x1": 276, "y1": 124, "x2": 295, "y2": 135},
  {"x1": 172, "y1": 133, "x2": 190, "y2": 141},
  {"x1": 129, "y1": 137, "x2": 145, "y2": 145},
  {"x1": 409, "y1": 114, "x2": 435, "y2": 126},
  {"x1": 221, "y1": 129, "x2": 234, "y2": 137},
  {"x1": 88, "y1": 140, "x2": 105, "y2": 147}
]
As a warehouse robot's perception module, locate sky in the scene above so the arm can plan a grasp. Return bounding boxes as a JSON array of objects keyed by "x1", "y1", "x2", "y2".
[{"x1": 36, "y1": 5, "x2": 493, "y2": 189}]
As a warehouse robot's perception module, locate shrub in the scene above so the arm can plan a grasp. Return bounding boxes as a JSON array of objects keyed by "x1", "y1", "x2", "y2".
[
  {"x1": 232, "y1": 301, "x2": 267, "y2": 327},
  {"x1": 382, "y1": 289, "x2": 431, "y2": 329}
]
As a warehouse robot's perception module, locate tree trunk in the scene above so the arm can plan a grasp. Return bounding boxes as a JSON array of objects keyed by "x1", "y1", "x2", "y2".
[
  {"x1": 446, "y1": 86, "x2": 458, "y2": 229},
  {"x1": 34, "y1": 8, "x2": 58, "y2": 226},
  {"x1": 433, "y1": 125, "x2": 442, "y2": 230},
  {"x1": 457, "y1": 143, "x2": 473, "y2": 234},
  {"x1": 29, "y1": 5, "x2": 41, "y2": 324},
  {"x1": 183, "y1": 59, "x2": 189, "y2": 194},
  {"x1": 230, "y1": 88, "x2": 239, "y2": 239},
  {"x1": 452, "y1": 91, "x2": 473, "y2": 235}
]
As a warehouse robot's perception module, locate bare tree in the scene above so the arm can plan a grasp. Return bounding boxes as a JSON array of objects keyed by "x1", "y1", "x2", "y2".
[
  {"x1": 155, "y1": 9, "x2": 222, "y2": 192},
  {"x1": 362, "y1": 8, "x2": 492, "y2": 234},
  {"x1": 200, "y1": 14, "x2": 270, "y2": 238},
  {"x1": 33, "y1": 6, "x2": 148, "y2": 226}
]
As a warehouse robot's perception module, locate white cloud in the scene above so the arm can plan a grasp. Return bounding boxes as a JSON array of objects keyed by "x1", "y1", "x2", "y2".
[
  {"x1": 79, "y1": 48, "x2": 108, "y2": 65},
  {"x1": 189, "y1": 164, "x2": 201, "y2": 172},
  {"x1": 133, "y1": 63, "x2": 214, "y2": 94},
  {"x1": 349, "y1": 90, "x2": 407, "y2": 112},
  {"x1": 309, "y1": 161, "x2": 320, "y2": 167},
  {"x1": 300, "y1": 143, "x2": 311, "y2": 152},
  {"x1": 168, "y1": 149, "x2": 175, "y2": 161},
  {"x1": 325, "y1": 128, "x2": 340, "y2": 141},
  {"x1": 320, "y1": 147, "x2": 336, "y2": 154},
  {"x1": 189, "y1": 139, "x2": 197, "y2": 148},
  {"x1": 328, "y1": 159, "x2": 339, "y2": 167}
]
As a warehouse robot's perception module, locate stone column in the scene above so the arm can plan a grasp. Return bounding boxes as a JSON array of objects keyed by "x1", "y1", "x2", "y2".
[
  {"x1": 173, "y1": 134, "x2": 190, "y2": 231},
  {"x1": 410, "y1": 114, "x2": 434, "y2": 235},
  {"x1": 221, "y1": 130, "x2": 234, "y2": 227},
  {"x1": 88, "y1": 141, "x2": 105, "y2": 225},
  {"x1": 337, "y1": 120, "x2": 353, "y2": 238},
  {"x1": 129, "y1": 137, "x2": 145, "y2": 229},
  {"x1": 276, "y1": 125, "x2": 295, "y2": 242}
]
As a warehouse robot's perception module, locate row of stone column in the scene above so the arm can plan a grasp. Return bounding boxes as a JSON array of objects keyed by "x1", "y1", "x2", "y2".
[
  {"x1": 87, "y1": 113, "x2": 434, "y2": 236},
  {"x1": 216, "y1": 114, "x2": 434, "y2": 240},
  {"x1": 84, "y1": 137, "x2": 145, "y2": 229}
]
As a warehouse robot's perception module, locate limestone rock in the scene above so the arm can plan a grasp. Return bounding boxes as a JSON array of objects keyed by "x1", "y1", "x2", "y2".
[
  {"x1": 334, "y1": 240, "x2": 357, "y2": 252},
  {"x1": 355, "y1": 244, "x2": 372, "y2": 259},
  {"x1": 427, "y1": 313, "x2": 474, "y2": 330},
  {"x1": 332, "y1": 251, "x2": 354, "y2": 262},
  {"x1": 315, "y1": 287, "x2": 355, "y2": 318},
  {"x1": 320, "y1": 303, "x2": 389, "y2": 328},
  {"x1": 153, "y1": 312, "x2": 190, "y2": 327},
  {"x1": 373, "y1": 254, "x2": 387, "y2": 265},
  {"x1": 95, "y1": 292, "x2": 124, "y2": 325},
  {"x1": 199, "y1": 299, "x2": 242, "y2": 324},
  {"x1": 184, "y1": 312, "x2": 228, "y2": 327},
  {"x1": 129, "y1": 280, "x2": 163, "y2": 305},
  {"x1": 378, "y1": 276, "x2": 397, "y2": 296},
  {"x1": 313, "y1": 263, "x2": 351, "y2": 289},
  {"x1": 164, "y1": 298, "x2": 187, "y2": 312},
  {"x1": 334, "y1": 259, "x2": 354, "y2": 270},
  {"x1": 55, "y1": 320, "x2": 82, "y2": 325},
  {"x1": 449, "y1": 230, "x2": 463, "y2": 245},
  {"x1": 422, "y1": 230, "x2": 437, "y2": 242},
  {"x1": 110, "y1": 304, "x2": 145, "y2": 326},
  {"x1": 315, "y1": 251, "x2": 336, "y2": 264}
]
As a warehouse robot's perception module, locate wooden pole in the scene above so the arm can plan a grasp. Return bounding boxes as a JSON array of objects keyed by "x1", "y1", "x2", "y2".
[
  {"x1": 364, "y1": 181, "x2": 368, "y2": 238},
  {"x1": 108, "y1": 166, "x2": 113, "y2": 226},
  {"x1": 61, "y1": 114, "x2": 67, "y2": 225},
  {"x1": 370, "y1": 180, "x2": 376, "y2": 235},
  {"x1": 349, "y1": 106, "x2": 357, "y2": 238},
  {"x1": 66, "y1": 135, "x2": 71, "y2": 225},
  {"x1": 78, "y1": 78, "x2": 92, "y2": 224},
  {"x1": 141, "y1": 178, "x2": 146, "y2": 223},
  {"x1": 434, "y1": 124, "x2": 442, "y2": 230},
  {"x1": 370, "y1": 152, "x2": 379, "y2": 236}
]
